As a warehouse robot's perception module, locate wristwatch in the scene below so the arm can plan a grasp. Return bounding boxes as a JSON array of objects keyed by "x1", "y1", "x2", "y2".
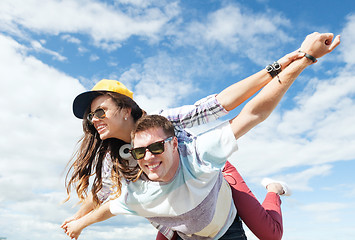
[{"x1": 265, "y1": 62, "x2": 282, "y2": 78}]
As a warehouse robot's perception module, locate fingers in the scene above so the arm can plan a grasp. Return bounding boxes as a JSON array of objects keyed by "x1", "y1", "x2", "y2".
[
  {"x1": 277, "y1": 49, "x2": 303, "y2": 69},
  {"x1": 328, "y1": 35, "x2": 341, "y2": 52},
  {"x1": 319, "y1": 33, "x2": 340, "y2": 52},
  {"x1": 66, "y1": 230, "x2": 77, "y2": 239},
  {"x1": 287, "y1": 50, "x2": 305, "y2": 62},
  {"x1": 61, "y1": 217, "x2": 75, "y2": 228},
  {"x1": 321, "y1": 32, "x2": 334, "y2": 44}
]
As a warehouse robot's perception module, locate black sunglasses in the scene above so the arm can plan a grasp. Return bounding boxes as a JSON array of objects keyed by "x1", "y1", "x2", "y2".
[
  {"x1": 87, "y1": 108, "x2": 106, "y2": 124},
  {"x1": 130, "y1": 136, "x2": 174, "y2": 160}
]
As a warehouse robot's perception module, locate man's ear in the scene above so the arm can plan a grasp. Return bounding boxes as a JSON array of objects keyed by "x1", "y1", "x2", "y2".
[{"x1": 172, "y1": 136, "x2": 178, "y2": 151}]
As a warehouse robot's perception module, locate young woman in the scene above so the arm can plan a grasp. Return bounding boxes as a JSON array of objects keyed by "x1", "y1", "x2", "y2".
[{"x1": 62, "y1": 32, "x2": 340, "y2": 240}]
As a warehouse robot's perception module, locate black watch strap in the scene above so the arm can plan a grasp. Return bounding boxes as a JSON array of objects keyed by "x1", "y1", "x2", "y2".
[{"x1": 298, "y1": 51, "x2": 317, "y2": 63}]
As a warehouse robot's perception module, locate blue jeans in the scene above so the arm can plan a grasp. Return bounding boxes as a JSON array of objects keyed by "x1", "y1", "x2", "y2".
[
  {"x1": 176, "y1": 215, "x2": 247, "y2": 240},
  {"x1": 219, "y1": 215, "x2": 247, "y2": 240}
]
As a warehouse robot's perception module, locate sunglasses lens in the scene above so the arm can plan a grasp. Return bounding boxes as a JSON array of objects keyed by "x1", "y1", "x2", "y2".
[
  {"x1": 130, "y1": 138, "x2": 171, "y2": 160},
  {"x1": 95, "y1": 109, "x2": 106, "y2": 119},
  {"x1": 87, "y1": 109, "x2": 106, "y2": 123},
  {"x1": 148, "y1": 142, "x2": 165, "y2": 154},
  {"x1": 131, "y1": 148, "x2": 146, "y2": 160},
  {"x1": 87, "y1": 113, "x2": 94, "y2": 122}
]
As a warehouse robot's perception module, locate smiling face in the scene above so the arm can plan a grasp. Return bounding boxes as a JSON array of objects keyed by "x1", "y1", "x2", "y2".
[
  {"x1": 133, "y1": 127, "x2": 179, "y2": 182},
  {"x1": 90, "y1": 95, "x2": 133, "y2": 142}
]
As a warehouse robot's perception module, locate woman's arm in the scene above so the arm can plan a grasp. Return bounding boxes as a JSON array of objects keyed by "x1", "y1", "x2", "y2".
[
  {"x1": 62, "y1": 155, "x2": 113, "y2": 229},
  {"x1": 63, "y1": 202, "x2": 114, "y2": 239},
  {"x1": 216, "y1": 50, "x2": 303, "y2": 111},
  {"x1": 159, "y1": 50, "x2": 303, "y2": 129},
  {"x1": 61, "y1": 192, "x2": 96, "y2": 229},
  {"x1": 229, "y1": 32, "x2": 340, "y2": 139}
]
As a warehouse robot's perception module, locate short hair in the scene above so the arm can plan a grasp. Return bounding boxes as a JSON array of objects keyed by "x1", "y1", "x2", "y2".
[{"x1": 131, "y1": 115, "x2": 175, "y2": 141}]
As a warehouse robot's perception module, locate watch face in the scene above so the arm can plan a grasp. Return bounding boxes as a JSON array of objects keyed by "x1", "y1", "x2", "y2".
[
  {"x1": 273, "y1": 62, "x2": 281, "y2": 70},
  {"x1": 266, "y1": 65, "x2": 273, "y2": 72}
]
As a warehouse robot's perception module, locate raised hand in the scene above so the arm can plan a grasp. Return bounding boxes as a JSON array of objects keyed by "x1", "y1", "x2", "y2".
[{"x1": 299, "y1": 32, "x2": 341, "y2": 61}]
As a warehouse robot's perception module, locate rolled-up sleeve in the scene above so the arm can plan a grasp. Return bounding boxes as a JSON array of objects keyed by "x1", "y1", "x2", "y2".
[{"x1": 157, "y1": 94, "x2": 228, "y2": 129}]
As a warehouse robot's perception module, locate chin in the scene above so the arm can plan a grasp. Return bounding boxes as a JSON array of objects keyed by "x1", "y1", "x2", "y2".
[
  {"x1": 99, "y1": 133, "x2": 110, "y2": 140},
  {"x1": 147, "y1": 174, "x2": 161, "y2": 182}
]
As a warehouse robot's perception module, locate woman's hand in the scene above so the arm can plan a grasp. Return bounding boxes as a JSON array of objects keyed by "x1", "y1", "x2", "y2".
[
  {"x1": 62, "y1": 219, "x2": 84, "y2": 240},
  {"x1": 61, "y1": 215, "x2": 79, "y2": 229}
]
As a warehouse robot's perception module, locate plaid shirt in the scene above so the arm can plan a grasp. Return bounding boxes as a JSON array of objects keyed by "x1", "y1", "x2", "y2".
[
  {"x1": 157, "y1": 94, "x2": 228, "y2": 142},
  {"x1": 97, "y1": 94, "x2": 228, "y2": 238}
]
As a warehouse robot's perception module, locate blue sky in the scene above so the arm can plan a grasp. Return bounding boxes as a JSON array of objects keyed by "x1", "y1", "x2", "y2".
[{"x1": 0, "y1": 0, "x2": 354, "y2": 239}]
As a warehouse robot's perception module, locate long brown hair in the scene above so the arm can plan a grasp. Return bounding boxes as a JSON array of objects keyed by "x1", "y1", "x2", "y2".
[{"x1": 64, "y1": 91, "x2": 144, "y2": 207}]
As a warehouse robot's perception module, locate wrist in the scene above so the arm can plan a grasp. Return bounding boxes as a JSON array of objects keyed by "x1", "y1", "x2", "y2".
[
  {"x1": 299, "y1": 56, "x2": 314, "y2": 66},
  {"x1": 298, "y1": 51, "x2": 317, "y2": 64},
  {"x1": 77, "y1": 216, "x2": 89, "y2": 230},
  {"x1": 74, "y1": 211, "x2": 85, "y2": 219},
  {"x1": 290, "y1": 57, "x2": 313, "y2": 71}
]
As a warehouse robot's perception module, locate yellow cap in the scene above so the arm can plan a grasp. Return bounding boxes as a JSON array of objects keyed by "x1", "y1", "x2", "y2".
[
  {"x1": 92, "y1": 79, "x2": 133, "y2": 99},
  {"x1": 73, "y1": 79, "x2": 134, "y2": 119}
]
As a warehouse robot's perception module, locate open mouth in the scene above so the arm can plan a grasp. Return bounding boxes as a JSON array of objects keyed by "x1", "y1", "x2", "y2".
[
  {"x1": 96, "y1": 124, "x2": 107, "y2": 134},
  {"x1": 147, "y1": 162, "x2": 161, "y2": 171}
]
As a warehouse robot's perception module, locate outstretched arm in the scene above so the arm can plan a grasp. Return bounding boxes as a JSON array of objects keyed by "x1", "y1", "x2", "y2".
[
  {"x1": 216, "y1": 50, "x2": 303, "y2": 111},
  {"x1": 229, "y1": 32, "x2": 340, "y2": 139},
  {"x1": 62, "y1": 155, "x2": 113, "y2": 229},
  {"x1": 61, "y1": 192, "x2": 96, "y2": 229},
  {"x1": 160, "y1": 50, "x2": 303, "y2": 129},
  {"x1": 62, "y1": 202, "x2": 114, "y2": 239}
]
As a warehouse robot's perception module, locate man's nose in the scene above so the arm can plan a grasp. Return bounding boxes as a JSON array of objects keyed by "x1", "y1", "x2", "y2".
[{"x1": 143, "y1": 149, "x2": 154, "y2": 161}]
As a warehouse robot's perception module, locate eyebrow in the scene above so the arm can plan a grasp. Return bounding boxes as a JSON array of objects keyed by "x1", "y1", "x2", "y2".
[{"x1": 91, "y1": 105, "x2": 105, "y2": 111}]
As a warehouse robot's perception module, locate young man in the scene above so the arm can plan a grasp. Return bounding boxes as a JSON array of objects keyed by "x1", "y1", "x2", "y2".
[
  {"x1": 123, "y1": 114, "x2": 251, "y2": 239},
  {"x1": 62, "y1": 32, "x2": 340, "y2": 240}
]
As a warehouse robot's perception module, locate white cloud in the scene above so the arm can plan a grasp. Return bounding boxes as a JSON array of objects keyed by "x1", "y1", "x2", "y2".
[
  {"x1": 115, "y1": 0, "x2": 158, "y2": 8},
  {"x1": 0, "y1": 0, "x2": 180, "y2": 50},
  {"x1": 78, "y1": 46, "x2": 89, "y2": 53},
  {"x1": 119, "y1": 52, "x2": 199, "y2": 112},
  {"x1": 232, "y1": 63, "x2": 355, "y2": 176},
  {"x1": 174, "y1": 4, "x2": 293, "y2": 65},
  {"x1": 83, "y1": 223, "x2": 157, "y2": 239},
  {"x1": 61, "y1": 34, "x2": 81, "y2": 44},
  {"x1": 322, "y1": 183, "x2": 355, "y2": 198},
  {"x1": 340, "y1": 14, "x2": 355, "y2": 66},
  {"x1": 90, "y1": 54, "x2": 100, "y2": 61},
  {"x1": 273, "y1": 165, "x2": 332, "y2": 191},
  {"x1": 203, "y1": 6, "x2": 290, "y2": 46},
  {"x1": 0, "y1": 31, "x2": 161, "y2": 240},
  {"x1": 30, "y1": 40, "x2": 67, "y2": 61},
  {"x1": 300, "y1": 202, "x2": 348, "y2": 223},
  {"x1": 0, "y1": 33, "x2": 84, "y2": 238},
  {"x1": 279, "y1": 72, "x2": 355, "y2": 136}
]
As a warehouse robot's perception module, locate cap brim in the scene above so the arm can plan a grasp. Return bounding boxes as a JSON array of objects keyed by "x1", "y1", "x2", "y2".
[{"x1": 72, "y1": 91, "x2": 102, "y2": 119}]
